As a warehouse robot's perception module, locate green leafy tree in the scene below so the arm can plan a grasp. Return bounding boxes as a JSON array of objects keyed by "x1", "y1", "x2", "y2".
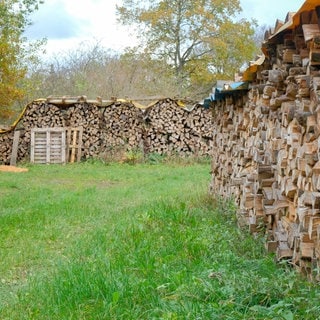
[
  {"x1": 0, "y1": 0, "x2": 43, "y2": 118},
  {"x1": 117, "y1": 0, "x2": 257, "y2": 98}
]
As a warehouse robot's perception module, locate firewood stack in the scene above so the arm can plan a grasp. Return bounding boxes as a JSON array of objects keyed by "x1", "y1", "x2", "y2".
[
  {"x1": 0, "y1": 131, "x2": 14, "y2": 164},
  {"x1": 20, "y1": 101, "x2": 102, "y2": 159},
  {"x1": 210, "y1": 5, "x2": 320, "y2": 279},
  {"x1": 64, "y1": 103, "x2": 102, "y2": 158},
  {"x1": 144, "y1": 99, "x2": 213, "y2": 156},
  {"x1": 0, "y1": 97, "x2": 214, "y2": 163},
  {"x1": 101, "y1": 101, "x2": 144, "y2": 153},
  {"x1": 18, "y1": 102, "x2": 65, "y2": 161},
  {"x1": 210, "y1": 82, "x2": 320, "y2": 278},
  {"x1": 185, "y1": 104, "x2": 214, "y2": 155}
]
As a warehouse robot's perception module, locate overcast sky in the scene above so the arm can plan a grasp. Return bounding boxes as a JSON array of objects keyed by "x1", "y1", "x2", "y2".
[{"x1": 25, "y1": 0, "x2": 304, "y2": 57}]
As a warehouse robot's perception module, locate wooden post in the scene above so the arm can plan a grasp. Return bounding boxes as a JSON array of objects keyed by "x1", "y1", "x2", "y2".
[{"x1": 10, "y1": 130, "x2": 20, "y2": 166}]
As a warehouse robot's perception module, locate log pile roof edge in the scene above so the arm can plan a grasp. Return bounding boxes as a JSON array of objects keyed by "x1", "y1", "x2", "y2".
[
  {"x1": 0, "y1": 96, "x2": 198, "y2": 134},
  {"x1": 267, "y1": 0, "x2": 319, "y2": 41}
]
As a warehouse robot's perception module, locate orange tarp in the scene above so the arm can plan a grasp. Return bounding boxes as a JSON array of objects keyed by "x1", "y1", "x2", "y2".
[
  {"x1": 246, "y1": 0, "x2": 320, "y2": 78},
  {"x1": 270, "y1": 0, "x2": 320, "y2": 39}
]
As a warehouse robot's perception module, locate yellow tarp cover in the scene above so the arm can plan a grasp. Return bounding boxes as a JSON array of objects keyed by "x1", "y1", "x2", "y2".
[
  {"x1": 247, "y1": 55, "x2": 266, "y2": 73},
  {"x1": 0, "y1": 98, "x2": 187, "y2": 134}
]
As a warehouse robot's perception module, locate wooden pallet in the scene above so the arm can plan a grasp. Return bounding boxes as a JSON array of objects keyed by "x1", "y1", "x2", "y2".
[
  {"x1": 66, "y1": 127, "x2": 83, "y2": 163},
  {"x1": 31, "y1": 128, "x2": 66, "y2": 164},
  {"x1": 30, "y1": 127, "x2": 83, "y2": 164}
]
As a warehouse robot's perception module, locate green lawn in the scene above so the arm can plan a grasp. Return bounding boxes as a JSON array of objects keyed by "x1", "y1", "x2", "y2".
[{"x1": 0, "y1": 161, "x2": 319, "y2": 319}]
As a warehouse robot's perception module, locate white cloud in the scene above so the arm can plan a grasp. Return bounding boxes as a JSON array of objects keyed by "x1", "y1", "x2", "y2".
[
  {"x1": 25, "y1": 0, "x2": 137, "y2": 56},
  {"x1": 240, "y1": 0, "x2": 303, "y2": 26},
  {"x1": 25, "y1": 0, "x2": 87, "y2": 39},
  {"x1": 25, "y1": 0, "x2": 305, "y2": 57}
]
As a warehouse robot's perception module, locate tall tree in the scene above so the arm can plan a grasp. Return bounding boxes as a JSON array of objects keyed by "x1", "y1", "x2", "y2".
[
  {"x1": 0, "y1": 0, "x2": 43, "y2": 118},
  {"x1": 117, "y1": 0, "x2": 256, "y2": 98}
]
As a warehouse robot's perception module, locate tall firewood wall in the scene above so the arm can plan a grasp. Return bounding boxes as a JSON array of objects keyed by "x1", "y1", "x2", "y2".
[
  {"x1": 0, "y1": 98, "x2": 213, "y2": 163},
  {"x1": 208, "y1": 4, "x2": 320, "y2": 278},
  {"x1": 209, "y1": 72, "x2": 320, "y2": 278}
]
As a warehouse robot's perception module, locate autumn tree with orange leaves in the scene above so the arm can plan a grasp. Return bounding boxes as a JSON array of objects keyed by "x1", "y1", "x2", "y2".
[{"x1": 0, "y1": 0, "x2": 44, "y2": 118}]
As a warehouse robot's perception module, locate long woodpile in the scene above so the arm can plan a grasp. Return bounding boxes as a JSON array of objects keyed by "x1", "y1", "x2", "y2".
[
  {"x1": 0, "y1": 97, "x2": 213, "y2": 163},
  {"x1": 210, "y1": 2, "x2": 320, "y2": 279}
]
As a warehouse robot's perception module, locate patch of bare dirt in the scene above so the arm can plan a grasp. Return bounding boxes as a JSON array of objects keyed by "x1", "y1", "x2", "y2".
[{"x1": 0, "y1": 165, "x2": 28, "y2": 173}]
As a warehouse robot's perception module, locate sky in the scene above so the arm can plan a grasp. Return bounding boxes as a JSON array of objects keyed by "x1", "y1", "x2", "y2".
[{"x1": 25, "y1": 0, "x2": 305, "y2": 57}]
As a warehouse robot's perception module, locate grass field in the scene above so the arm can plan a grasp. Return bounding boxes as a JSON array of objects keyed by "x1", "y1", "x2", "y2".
[{"x1": 0, "y1": 160, "x2": 319, "y2": 319}]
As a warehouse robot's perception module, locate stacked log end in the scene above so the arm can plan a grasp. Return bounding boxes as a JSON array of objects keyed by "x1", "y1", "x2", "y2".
[
  {"x1": 0, "y1": 131, "x2": 14, "y2": 164},
  {"x1": 144, "y1": 99, "x2": 213, "y2": 156},
  {"x1": 101, "y1": 101, "x2": 144, "y2": 155},
  {"x1": 65, "y1": 103, "x2": 102, "y2": 159}
]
